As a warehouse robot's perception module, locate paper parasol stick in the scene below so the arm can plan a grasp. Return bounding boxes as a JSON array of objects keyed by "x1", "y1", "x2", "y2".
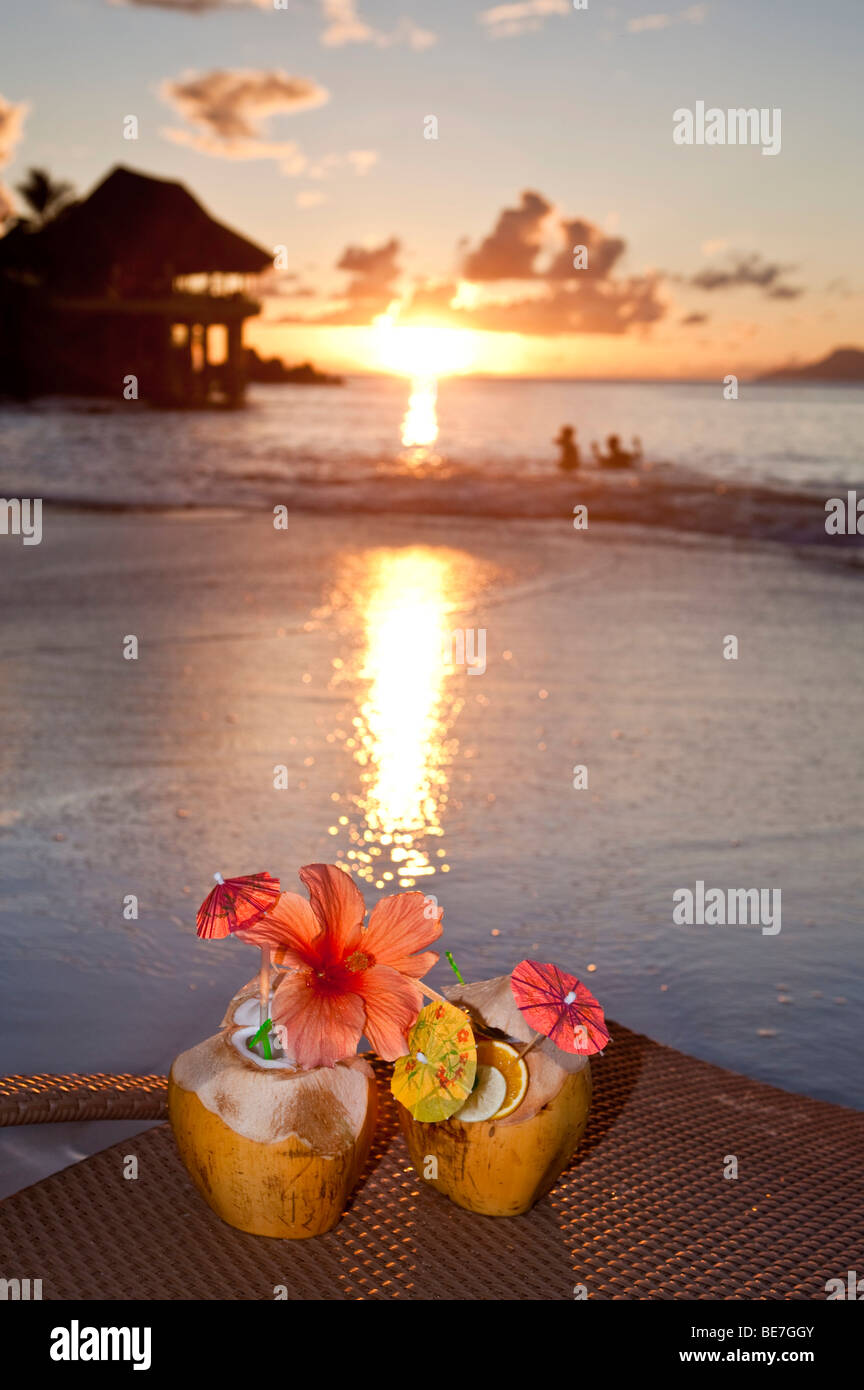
[
  {"x1": 259, "y1": 944, "x2": 271, "y2": 1031},
  {"x1": 417, "y1": 980, "x2": 449, "y2": 1005}
]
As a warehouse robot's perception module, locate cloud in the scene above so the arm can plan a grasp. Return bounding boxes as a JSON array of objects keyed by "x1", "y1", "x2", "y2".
[
  {"x1": 279, "y1": 192, "x2": 666, "y2": 337},
  {"x1": 320, "y1": 0, "x2": 436, "y2": 49},
  {"x1": 462, "y1": 190, "x2": 552, "y2": 281},
  {"x1": 296, "y1": 190, "x2": 326, "y2": 208},
  {"x1": 0, "y1": 93, "x2": 28, "y2": 221},
  {"x1": 418, "y1": 275, "x2": 667, "y2": 336},
  {"x1": 479, "y1": 0, "x2": 569, "y2": 40},
  {"x1": 337, "y1": 237, "x2": 402, "y2": 304},
  {"x1": 112, "y1": 0, "x2": 270, "y2": 9},
  {"x1": 690, "y1": 252, "x2": 802, "y2": 299},
  {"x1": 627, "y1": 4, "x2": 708, "y2": 33},
  {"x1": 161, "y1": 72, "x2": 377, "y2": 178},
  {"x1": 113, "y1": 0, "x2": 436, "y2": 44},
  {"x1": 545, "y1": 218, "x2": 627, "y2": 280},
  {"x1": 305, "y1": 149, "x2": 378, "y2": 179},
  {"x1": 681, "y1": 311, "x2": 708, "y2": 325},
  {"x1": 160, "y1": 69, "x2": 329, "y2": 172},
  {"x1": 0, "y1": 94, "x2": 28, "y2": 167},
  {"x1": 824, "y1": 277, "x2": 859, "y2": 298},
  {"x1": 442, "y1": 192, "x2": 667, "y2": 333},
  {"x1": 161, "y1": 69, "x2": 328, "y2": 143}
]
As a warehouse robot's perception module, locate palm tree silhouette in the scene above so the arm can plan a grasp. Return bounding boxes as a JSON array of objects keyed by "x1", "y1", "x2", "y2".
[{"x1": 15, "y1": 167, "x2": 75, "y2": 227}]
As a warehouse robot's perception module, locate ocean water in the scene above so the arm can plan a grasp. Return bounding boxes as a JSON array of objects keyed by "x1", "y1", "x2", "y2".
[
  {"x1": 1, "y1": 377, "x2": 863, "y2": 511},
  {"x1": 1, "y1": 379, "x2": 863, "y2": 1195}
]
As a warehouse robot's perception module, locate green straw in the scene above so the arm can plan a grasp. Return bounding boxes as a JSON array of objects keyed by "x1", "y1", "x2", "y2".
[
  {"x1": 445, "y1": 951, "x2": 464, "y2": 985},
  {"x1": 249, "y1": 1018, "x2": 273, "y2": 1060}
]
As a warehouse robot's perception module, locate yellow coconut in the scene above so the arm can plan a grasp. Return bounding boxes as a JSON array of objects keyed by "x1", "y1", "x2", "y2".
[
  {"x1": 168, "y1": 990, "x2": 376, "y2": 1238},
  {"x1": 396, "y1": 975, "x2": 593, "y2": 1216}
]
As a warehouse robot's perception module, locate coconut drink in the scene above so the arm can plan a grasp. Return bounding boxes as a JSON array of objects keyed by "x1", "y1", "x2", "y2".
[
  {"x1": 393, "y1": 963, "x2": 606, "y2": 1217},
  {"x1": 170, "y1": 863, "x2": 443, "y2": 1238},
  {"x1": 169, "y1": 985, "x2": 379, "y2": 1238}
]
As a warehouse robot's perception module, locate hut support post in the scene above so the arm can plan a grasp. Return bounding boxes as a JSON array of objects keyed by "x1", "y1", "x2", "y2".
[{"x1": 225, "y1": 320, "x2": 244, "y2": 408}]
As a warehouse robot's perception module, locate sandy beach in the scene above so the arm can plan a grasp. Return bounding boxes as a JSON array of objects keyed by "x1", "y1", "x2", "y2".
[{"x1": 1, "y1": 506, "x2": 862, "y2": 1198}]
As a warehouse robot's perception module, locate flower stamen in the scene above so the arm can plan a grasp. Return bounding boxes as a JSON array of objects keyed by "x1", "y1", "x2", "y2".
[{"x1": 345, "y1": 949, "x2": 374, "y2": 973}]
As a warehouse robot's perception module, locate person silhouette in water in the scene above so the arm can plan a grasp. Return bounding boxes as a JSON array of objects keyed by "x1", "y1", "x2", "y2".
[
  {"x1": 591, "y1": 433, "x2": 637, "y2": 469},
  {"x1": 554, "y1": 425, "x2": 581, "y2": 472}
]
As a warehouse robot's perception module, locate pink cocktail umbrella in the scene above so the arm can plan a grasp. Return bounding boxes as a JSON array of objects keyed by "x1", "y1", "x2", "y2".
[
  {"x1": 510, "y1": 958, "x2": 609, "y2": 1058},
  {"x1": 196, "y1": 872, "x2": 281, "y2": 1033}
]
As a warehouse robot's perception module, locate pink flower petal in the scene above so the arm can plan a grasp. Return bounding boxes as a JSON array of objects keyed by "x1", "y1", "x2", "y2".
[
  {"x1": 299, "y1": 864, "x2": 365, "y2": 960},
  {"x1": 237, "y1": 891, "x2": 321, "y2": 968},
  {"x1": 271, "y1": 970, "x2": 365, "y2": 1070},
  {"x1": 355, "y1": 963, "x2": 423, "y2": 1061},
  {"x1": 362, "y1": 891, "x2": 442, "y2": 978}
]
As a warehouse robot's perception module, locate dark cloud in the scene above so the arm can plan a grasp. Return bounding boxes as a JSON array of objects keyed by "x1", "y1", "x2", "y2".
[
  {"x1": 395, "y1": 273, "x2": 666, "y2": 336},
  {"x1": 690, "y1": 252, "x2": 802, "y2": 299},
  {"x1": 114, "y1": 0, "x2": 437, "y2": 47},
  {"x1": 462, "y1": 190, "x2": 551, "y2": 281},
  {"x1": 280, "y1": 193, "x2": 667, "y2": 335},
  {"x1": 115, "y1": 1, "x2": 271, "y2": 10},
  {"x1": 451, "y1": 275, "x2": 666, "y2": 336},
  {"x1": 337, "y1": 237, "x2": 401, "y2": 304},
  {"x1": 160, "y1": 69, "x2": 328, "y2": 168},
  {"x1": 281, "y1": 237, "x2": 403, "y2": 323},
  {"x1": 545, "y1": 218, "x2": 626, "y2": 280},
  {"x1": 452, "y1": 192, "x2": 665, "y2": 333},
  {"x1": 681, "y1": 311, "x2": 708, "y2": 325}
]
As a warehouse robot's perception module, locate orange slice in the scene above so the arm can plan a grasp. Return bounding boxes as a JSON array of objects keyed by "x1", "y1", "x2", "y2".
[{"x1": 476, "y1": 1039, "x2": 528, "y2": 1120}]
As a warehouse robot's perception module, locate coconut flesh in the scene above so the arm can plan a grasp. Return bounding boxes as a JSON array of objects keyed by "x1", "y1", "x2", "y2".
[
  {"x1": 445, "y1": 974, "x2": 590, "y2": 1125},
  {"x1": 171, "y1": 979, "x2": 373, "y2": 1152}
]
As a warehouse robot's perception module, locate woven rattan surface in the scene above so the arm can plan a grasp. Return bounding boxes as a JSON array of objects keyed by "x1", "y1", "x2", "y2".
[
  {"x1": 0, "y1": 1073, "x2": 168, "y2": 1127},
  {"x1": 1, "y1": 1022, "x2": 862, "y2": 1300}
]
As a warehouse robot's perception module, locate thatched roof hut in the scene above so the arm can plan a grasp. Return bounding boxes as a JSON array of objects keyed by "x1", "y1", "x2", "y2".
[
  {"x1": 0, "y1": 165, "x2": 270, "y2": 294},
  {"x1": 0, "y1": 166, "x2": 273, "y2": 405}
]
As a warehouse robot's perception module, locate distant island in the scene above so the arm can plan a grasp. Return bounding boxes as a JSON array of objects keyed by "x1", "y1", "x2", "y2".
[
  {"x1": 245, "y1": 348, "x2": 343, "y2": 386},
  {"x1": 758, "y1": 346, "x2": 864, "y2": 383}
]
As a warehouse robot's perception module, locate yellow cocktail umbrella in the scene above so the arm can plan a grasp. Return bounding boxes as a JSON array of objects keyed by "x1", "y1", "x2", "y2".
[{"x1": 391, "y1": 1002, "x2": 477, "y2": 1122}]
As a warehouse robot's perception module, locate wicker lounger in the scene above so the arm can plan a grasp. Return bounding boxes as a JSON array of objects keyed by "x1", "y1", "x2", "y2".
[{"x1": 0, "y1": 1022, "x2": 862, "y2": 1300}]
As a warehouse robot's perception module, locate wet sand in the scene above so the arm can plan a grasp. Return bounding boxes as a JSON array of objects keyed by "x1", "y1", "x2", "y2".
[{"x1": 0, "y1": 507, "x2": 862, "y2": 1196}]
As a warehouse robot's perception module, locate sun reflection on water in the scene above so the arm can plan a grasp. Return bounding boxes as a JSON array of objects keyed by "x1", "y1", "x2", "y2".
[
  {"x1": 329, "y1": 548, "x2": 465, "y2": 889},
  {"x1": 401, "y1": 376, "x2": 439, "y2": 449}
]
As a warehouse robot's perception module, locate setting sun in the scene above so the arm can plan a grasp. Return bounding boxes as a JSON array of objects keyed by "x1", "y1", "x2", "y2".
[{"x1": 372, "y1": 318, "x2": 477, "y2": 378}]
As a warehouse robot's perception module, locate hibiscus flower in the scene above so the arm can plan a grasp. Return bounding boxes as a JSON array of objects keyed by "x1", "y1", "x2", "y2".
[{"x1": 238, "y1": 863, "x2": 443, "y2": 1069}]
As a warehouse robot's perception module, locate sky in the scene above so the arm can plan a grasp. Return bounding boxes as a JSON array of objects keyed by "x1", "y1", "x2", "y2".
[{"x1": 1, "y1": 0, "x2": 862, "y2": 378}]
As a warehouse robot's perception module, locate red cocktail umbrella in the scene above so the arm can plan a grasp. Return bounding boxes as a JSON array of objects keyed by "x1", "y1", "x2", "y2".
[
  {"x1": 196, "y1": 872, "x2": 281, "y2": 1033},
  {"x1": 510, "y1": 958, "x2": 609, "y2": 1057}
]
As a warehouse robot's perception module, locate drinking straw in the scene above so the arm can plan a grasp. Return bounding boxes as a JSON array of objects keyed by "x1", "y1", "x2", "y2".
[
  {"x1": 259, "y1": 945, "x2": 271, "y2": 1031},
  {"x1": 249, "y1": 1018, "x2": 273, "y2": 1061},
  {"x1": 445, "y1": 951, "x2": 464, "y2": 984}
]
